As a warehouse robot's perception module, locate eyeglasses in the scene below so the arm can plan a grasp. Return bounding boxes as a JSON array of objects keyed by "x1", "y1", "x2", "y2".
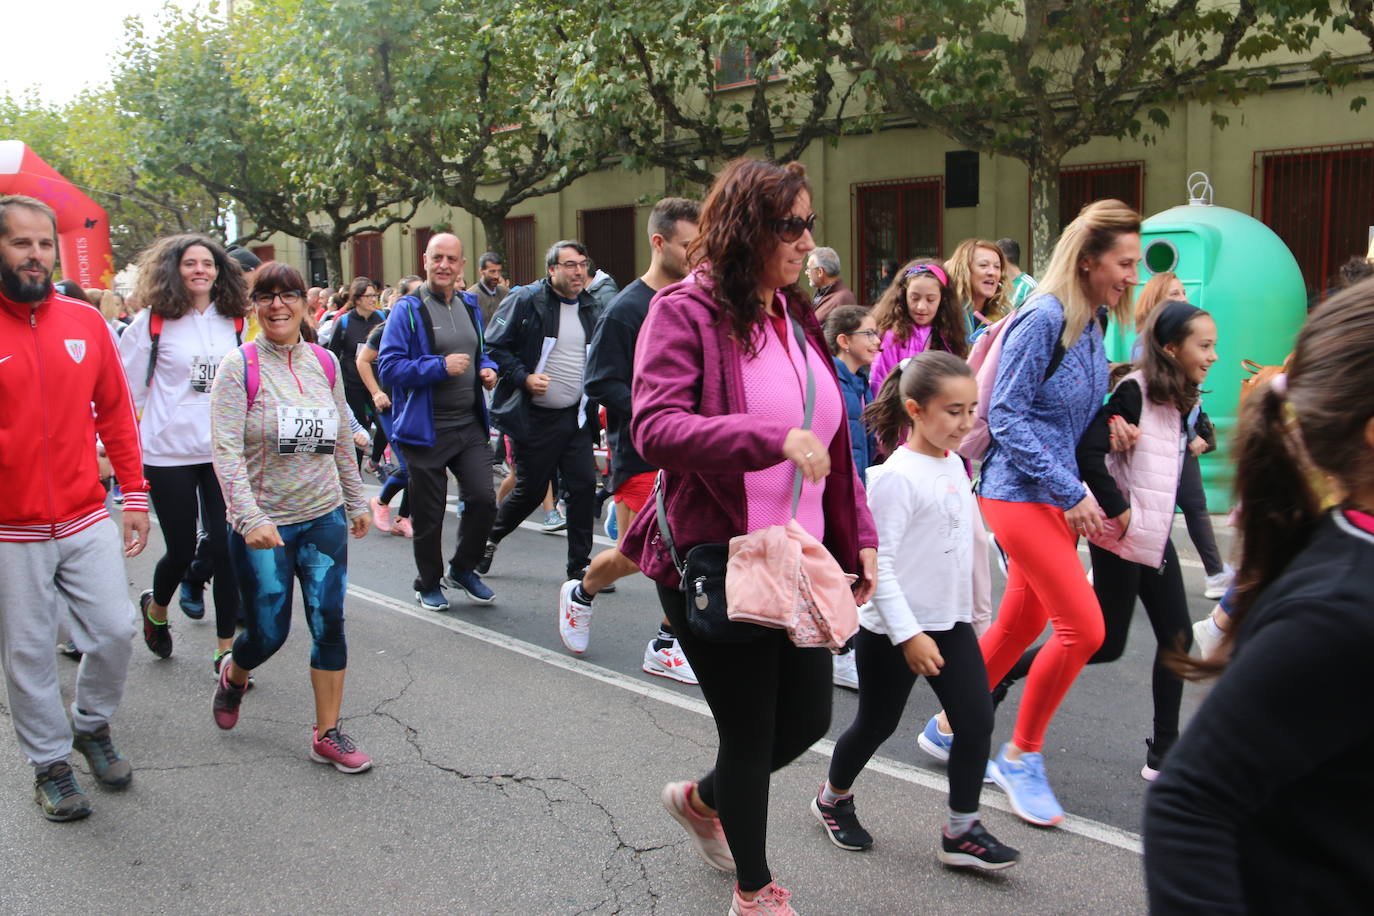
[
  {"x1": 358, "y1": 294, "x2": 379, "y2": 301},
  {"x1": 772, "y1": 214, "x2": 817, "y2": 243},
  {"x1": 556, "y1": 259, "x2": 591, "y2": 271},
  {"x1": 850, "y1": 329, "x2": 880, "y2": 339},
  {"x1": 252, "y1": 289, "x2": 304, "y2": 307}
]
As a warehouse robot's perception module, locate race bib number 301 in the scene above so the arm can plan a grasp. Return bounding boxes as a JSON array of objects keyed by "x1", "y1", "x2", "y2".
[
  {"x1": 190, "y1": 355, "x2": 217, "y2": 393},
  {"x1": 276, "y1": 406, "x2": 338, "y2": 454}
]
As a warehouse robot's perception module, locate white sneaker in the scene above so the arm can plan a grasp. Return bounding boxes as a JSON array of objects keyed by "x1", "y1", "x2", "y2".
[
  {"x1": 642, "y1": 640, "x2": 697, "y2": 684},
  {"x1": 832, "y1": 650, "x2": 859, "y2": 690},
  {"x1": 557, "y1": 579, "x2": 593, "y2": 654},
  {"x1": 1203, "y1": 564, "x2": 1234, "y2": 600},
  {"x1": 1192, "y1": 615, "x2": 1224, "y2": 660}
]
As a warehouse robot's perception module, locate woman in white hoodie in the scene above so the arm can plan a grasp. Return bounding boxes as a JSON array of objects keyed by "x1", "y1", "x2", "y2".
[{"x1": 120, "y1": 234, "x2": 249, "y2": 669}]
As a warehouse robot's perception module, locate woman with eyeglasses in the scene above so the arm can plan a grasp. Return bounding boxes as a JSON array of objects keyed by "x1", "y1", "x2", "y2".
[
  {"x1": 622, "y1": 158, "x2": 878, "y2": 916},
  {"x1": 208, "y1": 262, "x2": 372, "y2": 772},
  {"x1": 119, "y1": 234, "x2": 249, "y2": 670},
  {"x1": 867, "y1": 258, "x2": 969, "y2": 399},
  {"x1": 326, "y1": 276, "x2": 387, "y2": 470}
]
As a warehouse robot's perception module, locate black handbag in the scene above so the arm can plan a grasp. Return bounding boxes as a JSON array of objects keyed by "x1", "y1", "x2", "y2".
[
  {"x1": 655, "y1": 483, "x2": 763, "y2": 643},
  {"x1": 652, "y1": 311, "x2": 816, "y2": 644}
]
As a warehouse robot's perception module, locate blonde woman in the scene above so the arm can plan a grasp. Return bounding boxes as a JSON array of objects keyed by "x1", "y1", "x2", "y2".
[
  {"x1": 925, "y1": 200, "x2": 1142, "y2": 826},
  {"x1": 947, "y1": 238, "x2": 1010, "y2": 340}
]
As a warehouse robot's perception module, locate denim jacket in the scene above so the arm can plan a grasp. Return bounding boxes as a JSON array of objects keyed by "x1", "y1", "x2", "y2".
[{"x1": 978, "y1": 294, "x2": 1109, "y2": 510}]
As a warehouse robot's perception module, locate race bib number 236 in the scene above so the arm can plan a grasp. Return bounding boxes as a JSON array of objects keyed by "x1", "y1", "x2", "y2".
[{"x1": 276, "y1": 406, "x2": 338, "y2": 454}]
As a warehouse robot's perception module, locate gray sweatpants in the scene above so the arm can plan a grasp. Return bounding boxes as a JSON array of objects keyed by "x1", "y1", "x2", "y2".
[{"x1": 0, "y1": 519, "x2": 135, "y2": 768}]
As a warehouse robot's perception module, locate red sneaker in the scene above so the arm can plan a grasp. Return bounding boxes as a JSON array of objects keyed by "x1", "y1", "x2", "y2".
[
  {"x1": 661, "y1": 781, "x2": 734, "y2": 871},
  {"x1": 369, "y1": 497, "x2": 392, "y2": 533},
  {"x1": 310, "y1": 725, "x2": 373, "y2": 773},
  {"x1": 730, "y1": 881, "x2": 796, "y2": 915}
]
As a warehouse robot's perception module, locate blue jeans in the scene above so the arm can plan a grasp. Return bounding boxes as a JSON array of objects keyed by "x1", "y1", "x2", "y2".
[{"x1": 228, "y1": 507, "x2": 349, "y2": 671}]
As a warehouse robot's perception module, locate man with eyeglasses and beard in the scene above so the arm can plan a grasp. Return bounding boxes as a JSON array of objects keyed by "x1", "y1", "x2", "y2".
[
  {"x1": 481, "y1": 240, "x2": 603, "y2": 584},
  {"x1": 0, "y1": 195, "x2": 150, "y2": 822}
]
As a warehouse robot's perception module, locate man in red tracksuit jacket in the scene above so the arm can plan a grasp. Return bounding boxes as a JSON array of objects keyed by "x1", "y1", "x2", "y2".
[{"x1": 0, "y1": 195, "x2": 150, "y2": 822}]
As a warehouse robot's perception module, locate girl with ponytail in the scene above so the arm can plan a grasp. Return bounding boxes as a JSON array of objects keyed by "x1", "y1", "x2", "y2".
[
  {"x1": 1143, "y1": 277, "x2": 1374, "y2": 912},
  {"x1": 812, "y1": 352, "x2": 1017, "y2": 871}
]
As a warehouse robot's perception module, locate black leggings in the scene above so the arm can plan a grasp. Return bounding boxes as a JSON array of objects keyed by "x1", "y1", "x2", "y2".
[
  {"x1": 829, "y1": 624, "x2": 991, "y2": 814},
  {"x1": 1176, "y1": 452, "x2": 1223, "y2": 576},
  {"x1": 344, "y1": 386, "x2": 388, "y2": 467},
  {"x1": 657, "y1": 584, "x2": 832, "y2": 893},
  {"x1": 995, "y1": 539, "x2": 1192, "y2": 750},
  {"x1": 145, "y1": 463, "x2": 239, "y2": 640}
]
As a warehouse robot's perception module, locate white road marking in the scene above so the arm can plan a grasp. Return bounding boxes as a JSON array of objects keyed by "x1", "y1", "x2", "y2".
[{"x1": 347, "y1": 582, "x2": 1144, "y2": 856}]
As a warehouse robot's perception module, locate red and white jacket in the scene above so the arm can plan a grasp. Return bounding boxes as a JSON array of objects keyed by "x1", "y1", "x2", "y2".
[{"x1": 0, "y1": 288, "x2": 148, "y2": 541}]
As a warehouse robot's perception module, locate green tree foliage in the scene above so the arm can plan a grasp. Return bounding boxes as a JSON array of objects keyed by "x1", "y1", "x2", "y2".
[
  {"x1": 552, "y1": 0, "x2": 883, "y2": 194},
  {"x1": 1, "y1": 88, "x2": 224, "y2": 271},
  {"x1": 117, "y1": 8, "x2": 417, "y2": 286},
  {"x1": 844, "y1": 0, "x2": 1349, "y2": 270},
  {"x1": 256, "y1": 0, "x2": 617, "y2": 262}
]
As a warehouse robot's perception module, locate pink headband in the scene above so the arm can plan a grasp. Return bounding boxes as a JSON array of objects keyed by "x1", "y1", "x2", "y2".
[{"x1": 904, "y1": 263, "x2": 949, "y2": 287}]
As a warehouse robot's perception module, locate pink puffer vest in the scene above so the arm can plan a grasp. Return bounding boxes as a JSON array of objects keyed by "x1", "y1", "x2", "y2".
[{"x1": 1087, "y1": 371, "x2": 1185, "y2": 568}]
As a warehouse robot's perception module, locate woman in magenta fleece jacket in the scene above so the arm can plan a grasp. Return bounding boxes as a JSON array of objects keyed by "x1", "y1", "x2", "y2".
[{"x1": 620, "y1": 159, "x2": 877, "y2": 916}]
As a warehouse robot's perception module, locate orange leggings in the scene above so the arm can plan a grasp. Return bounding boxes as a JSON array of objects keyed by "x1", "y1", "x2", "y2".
[{"x1": 978, "y1": 497, "x2": 1105, "y2": 753}]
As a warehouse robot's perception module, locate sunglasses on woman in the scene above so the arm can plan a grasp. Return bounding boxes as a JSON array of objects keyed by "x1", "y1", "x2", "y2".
[{"x1": 772, "y1": 214, "x2": 817, "y2": 243}]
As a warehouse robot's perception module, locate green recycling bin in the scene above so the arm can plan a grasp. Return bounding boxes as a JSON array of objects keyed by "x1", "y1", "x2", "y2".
[{"x1": 1104, "y1": 174, "x2": 1308, "y2": 510}]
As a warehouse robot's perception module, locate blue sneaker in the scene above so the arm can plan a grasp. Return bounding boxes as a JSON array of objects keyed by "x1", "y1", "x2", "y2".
[
  {"x1": 917, "y1": 715, "x2": 953, "y2": 762},
  {"x1": 415, "y1": 587, "x2": 450, "y2": 612},
  {"x1": 989, "y1": 744, "x2": 1064, "y2": 826},
  {"x1": 442, "y1": 567, "x2": 495, "y2": 605},
  {"x1": 603, "y1": 511, "x2": 618, "y2": 540},
  {"x1": 179, "y1": 580, "x2": 206, "y2": 620}
]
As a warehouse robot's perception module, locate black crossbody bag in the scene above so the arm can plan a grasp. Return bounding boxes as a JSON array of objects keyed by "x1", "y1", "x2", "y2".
[{"x1": 653, "y1": 313, "x2": 815, "y2": 643}]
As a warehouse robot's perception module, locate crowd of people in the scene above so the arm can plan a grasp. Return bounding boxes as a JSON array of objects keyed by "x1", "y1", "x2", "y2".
[{"x1": 2, "y1": 161, "x2": 1373, "y2": 914}]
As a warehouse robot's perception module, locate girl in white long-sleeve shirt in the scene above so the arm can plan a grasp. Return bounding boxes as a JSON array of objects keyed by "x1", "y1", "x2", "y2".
[{"x1": 812, "y1": 351, "x2": 1019, "y2": 871}]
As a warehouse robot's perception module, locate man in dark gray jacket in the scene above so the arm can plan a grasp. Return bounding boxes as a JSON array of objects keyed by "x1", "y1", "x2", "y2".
[{"x1": 481, "y1": 240, "x2": 601, "y2": 582}]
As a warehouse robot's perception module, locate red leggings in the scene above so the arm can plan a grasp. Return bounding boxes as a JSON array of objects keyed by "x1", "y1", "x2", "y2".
[{"x1": 978, "y1": 497, "x2": 1104, "y2": 753}]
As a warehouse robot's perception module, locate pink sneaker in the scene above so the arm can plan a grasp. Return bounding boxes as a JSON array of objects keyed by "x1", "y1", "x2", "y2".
[
  {"x1": 730, "y1": 882, "x2": 796, "y2": 915},
  {"x1": 391, "y1": 517, "x2": 414, "y2": 538},
  {"x1": 369, "y1": 497, "x2": 392, "y2": 533},
  {"x1": 310, "y1": 725, "x2": 373, "y2": 773},
  {"x1": 661, "y1": 780, "x2": 734, "y2": 872}
]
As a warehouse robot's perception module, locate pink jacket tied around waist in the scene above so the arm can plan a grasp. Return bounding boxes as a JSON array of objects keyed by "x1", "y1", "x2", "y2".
[
  {"x1": 726, "y1": 519, "x2": 860, "y2": 649},
  {"x1": 1087, "y1": 370, "x2": 1186, "y2": 568}
]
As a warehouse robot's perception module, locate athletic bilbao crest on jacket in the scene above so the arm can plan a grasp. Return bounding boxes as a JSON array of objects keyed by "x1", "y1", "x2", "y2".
[{"x1": 64, "y1": 339, "x2": 87, "y2": 363}]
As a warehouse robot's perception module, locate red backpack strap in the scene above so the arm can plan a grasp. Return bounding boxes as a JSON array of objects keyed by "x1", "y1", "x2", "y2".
[
  {"x1": 241, "y1": 342, "x2": 260, "y2": 410},
  {"x1": 309, "y1": 343, "x2": 337, "y2": 389},
  {"x1": 234, "y1": 316, "x2": 245, "y2": 345},
  {"x1": 145, "y1": 313, "x2": 164, "y2": 386}
]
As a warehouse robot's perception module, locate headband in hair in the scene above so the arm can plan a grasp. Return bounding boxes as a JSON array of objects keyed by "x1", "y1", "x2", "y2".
[
  {"x1": 904, "y1": 263, "x2": 949, "y2": 287},
  {"x1": 1152, "y1": 300, "x2": 1202, "y2": 346}
]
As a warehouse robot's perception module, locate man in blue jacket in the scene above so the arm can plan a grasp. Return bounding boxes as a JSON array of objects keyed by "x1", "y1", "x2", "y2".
[
  {"x1": 377, "y1": 233, "x2": 498, "y2": 611},
  {"x1": 481, "y1": 240, "x2": 601, "y2": 582}
]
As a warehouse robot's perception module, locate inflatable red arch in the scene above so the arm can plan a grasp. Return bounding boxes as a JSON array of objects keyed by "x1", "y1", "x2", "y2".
[{"x1": 0, "y1": 140, "x2": 115, "y2": 289}]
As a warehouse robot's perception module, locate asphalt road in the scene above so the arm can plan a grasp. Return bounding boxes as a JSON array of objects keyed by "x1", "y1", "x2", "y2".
[{"x1": 0, "y1": 484, "x2": 1231, "y2": 914}]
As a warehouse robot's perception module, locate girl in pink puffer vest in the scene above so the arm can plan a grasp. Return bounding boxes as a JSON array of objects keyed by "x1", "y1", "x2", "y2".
[{"x1": 1078, "y1": 300, "x2": 1219, "y2": 782}]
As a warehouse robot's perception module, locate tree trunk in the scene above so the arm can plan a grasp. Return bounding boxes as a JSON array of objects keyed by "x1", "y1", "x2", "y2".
[
  {"x1": 1026, "y1": 156, "x2": 1062, "y2": 277},
  {"x1": 324, "y1": 239, "x2": 344, "y2": 289},
  {"x1": 477, "y1": 209, "x2": 508, "y2": 265}
]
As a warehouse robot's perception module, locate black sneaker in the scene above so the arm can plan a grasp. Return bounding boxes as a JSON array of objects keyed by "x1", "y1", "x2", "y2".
[
  {"x1": 938, "y1": 821, "x2": 1020, "y2": 870},
  {"x1": 810, "y1": 791, "x2": 873, "y2": 851},
  {"x1": 34, "y1": 761, "x2": 91, "y2": 822},
  {"x1": 476, "y1": 541, "x2": 497, "y2": 575},
  {"x1": 139, "y1": 589, "x2": 172, "y2": 659},
  {"x1": 72, "y1": 724, "x2": 133, "y2": 789}
]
